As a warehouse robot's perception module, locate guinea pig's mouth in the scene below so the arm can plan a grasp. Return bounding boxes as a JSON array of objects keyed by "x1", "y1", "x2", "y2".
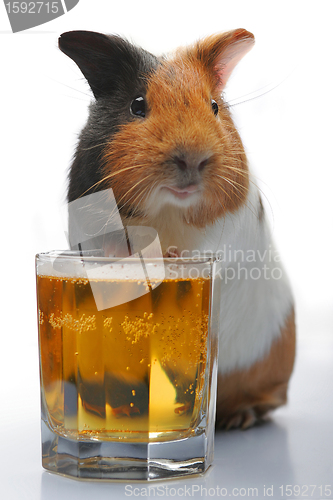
[{"x1": 162, "y1": 184, "x2": 200, "y2": 200}]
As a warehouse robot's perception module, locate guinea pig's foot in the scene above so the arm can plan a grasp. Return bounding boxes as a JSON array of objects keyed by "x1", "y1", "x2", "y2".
[
  {"x1": 82, "y1": 401, "x2": 105, "y2": 418},
  {"x1": 218, "y1": 408, "x2": 258, "y2": 430},
  {"x1": 112, "y1": 404, "x2": 141, "y2": 418},
  {"x1": 174, "y1": 402, "x2": 192, "y2": 415}
]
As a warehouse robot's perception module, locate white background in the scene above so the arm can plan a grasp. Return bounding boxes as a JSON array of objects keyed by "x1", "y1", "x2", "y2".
[{"x1": 1, "y1": 1, "x2": 332, "y2": 499}]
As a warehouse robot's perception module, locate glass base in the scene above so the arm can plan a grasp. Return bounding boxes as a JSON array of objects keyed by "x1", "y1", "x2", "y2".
[{"x1": 41, "y1": 420, "x2": 212, "y2": 481}]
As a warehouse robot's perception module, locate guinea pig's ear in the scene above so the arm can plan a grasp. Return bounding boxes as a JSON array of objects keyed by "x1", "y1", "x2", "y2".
[
  {"x1": 194, "y1": 29, "x2": 255, "y2": 92},
  {"x1": 58, "y1": 30, "x2": 138, "y2": 99}
]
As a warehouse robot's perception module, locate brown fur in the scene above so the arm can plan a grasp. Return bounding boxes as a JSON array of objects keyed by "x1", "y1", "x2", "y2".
[
  {"x1": 188, "y1": 29, "x2": 255, "y2": 91},
  {"x1": 102, "y1": 36, "x2": 250, "y2": 229},
  {"x1": 216, "y1": 308, "x2": 296, "y2": 430}
]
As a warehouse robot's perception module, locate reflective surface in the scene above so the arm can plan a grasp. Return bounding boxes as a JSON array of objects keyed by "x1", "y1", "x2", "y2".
[{"x1": 2, "y1": 316, "x2": 333, "y2": 498}]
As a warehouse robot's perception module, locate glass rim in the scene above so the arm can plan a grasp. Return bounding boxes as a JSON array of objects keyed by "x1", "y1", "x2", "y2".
[{"x1": 35, "y1": 250, "x2": 220, "y2": 265}]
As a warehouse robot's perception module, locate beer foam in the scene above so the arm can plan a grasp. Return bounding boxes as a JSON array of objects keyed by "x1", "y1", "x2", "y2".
[
  {"x1": 36, "y1": 252, "x2": 212, "y2": 281},
  {"x1": 36, "y1": 253, "x2": 166, "y2": 281}
]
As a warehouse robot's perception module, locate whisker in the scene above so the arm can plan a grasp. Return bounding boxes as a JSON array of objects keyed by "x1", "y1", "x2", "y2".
[
  {"x1": 215, "y1": 180, "x2": 258, "y2": 220},
  {"x1": 49, "y1": 77, "x2": 93, "y2": 99},
  {"x1": 221, "y1": 165, "x2": 267, "y2": 197},
  {"x1": 213, "y1": 213, "x2": 226, "y2": 253},
  {"x1": 228, "y1": 68, "x2": 296, "y2": 108},
  {"x1": 219, "y1": 176, "x2": 249, "y2": 192},
  {"x1": 218, "y1": 176, "x2": 258, "y2": 215},
  {"x1": 125, "y1": 185, "x2": 151, "y2": 219},
  {"x1": 80, "y1": 142, "x2": 112, "y2": 152},
  {"x1": 97, "y1": 174, "x2": 155, "y2": 236},
  {"x1": 220, "y1": 165, "x2": 249, "y2": 177},
  {"x1": 126, "y1": 182, "x2": 158, "y2": 223},
  {"x1": 115, "y1": 173, "x2": 156, "y2": 214},
  {"x1": 252, "y1": 182, "x2": 274, "y2": 227},
  {"x1": 217, "y1": 183, "x2": 245, "y2": 208},
  {"x1": 222, "y1": 169, "x2": 274, "y2": 223},
  {"x1": 214, "y1": 183, "x2": 234, "y2": 205},
  {"x1": 80, "y1": 165, "x2": 143, "y2": 197}
]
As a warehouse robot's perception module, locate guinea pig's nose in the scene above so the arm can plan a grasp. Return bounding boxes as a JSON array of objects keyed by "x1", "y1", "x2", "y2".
[{"x1": 174, "y1": 154, "x2": 210, "y2": 172}]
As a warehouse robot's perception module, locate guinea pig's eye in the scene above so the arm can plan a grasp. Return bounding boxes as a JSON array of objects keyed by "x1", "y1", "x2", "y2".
[
  {"x1": 130, "y1": 96, "x2": 146, "y2": 118},
  {"x1": 211, "y1": 99, "x2": 219, "y2": 116}
]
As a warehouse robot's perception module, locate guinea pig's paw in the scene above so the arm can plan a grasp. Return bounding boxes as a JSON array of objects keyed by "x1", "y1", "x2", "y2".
[
  {"x1": 174, "y1": 402, "x2": 192, "y2": 415},
  {"x1": 217, "y1": 408, "x2": 258, "y2": 431},
  {"x1": 112, "y1": 404, "x2": 141, "y2": 418}
]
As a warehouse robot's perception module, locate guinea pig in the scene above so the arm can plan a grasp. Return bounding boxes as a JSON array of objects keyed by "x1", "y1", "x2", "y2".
[{"x1": 59, "y1": 29, "x2": 296, "y2": 430}]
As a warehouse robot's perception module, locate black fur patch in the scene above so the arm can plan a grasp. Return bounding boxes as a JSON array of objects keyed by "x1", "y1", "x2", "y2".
[{"x1": 59, "y1": 31, "x2": 160, "y2": 203}]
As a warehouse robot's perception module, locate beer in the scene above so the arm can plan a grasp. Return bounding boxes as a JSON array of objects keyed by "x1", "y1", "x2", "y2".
[{"x1": 37, "y1": 273, "x2": 210, "y2": 443}]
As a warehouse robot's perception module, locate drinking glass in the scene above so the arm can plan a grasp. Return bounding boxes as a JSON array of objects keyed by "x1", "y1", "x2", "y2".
[{"x1": 36, "y1": 251, "x2": 221, "y2": 480}]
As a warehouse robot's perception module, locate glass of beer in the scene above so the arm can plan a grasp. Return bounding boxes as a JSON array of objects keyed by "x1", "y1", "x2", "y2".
[{"x1": 36, "y1": 250, "x2": 221, "y2": 480}]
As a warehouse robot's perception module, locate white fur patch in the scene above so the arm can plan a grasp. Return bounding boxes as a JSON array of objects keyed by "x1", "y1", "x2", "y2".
[
  {"x1": 145, "y1": 178, "x2": 294, "y2": 374},
  {"x1": 209, "y1": 181, "x2": 294, "y2": 374}
]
